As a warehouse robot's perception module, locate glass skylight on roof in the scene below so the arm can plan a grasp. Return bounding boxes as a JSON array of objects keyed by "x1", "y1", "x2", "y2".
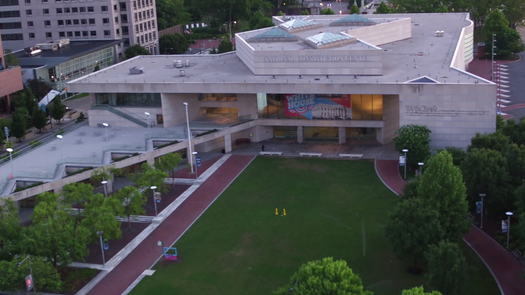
[
  {"x1": 279, "y1": 19, "x2": 321, "y2": 32},
  {"x1": 305, "y1": 32, "x2": 356, "y2": 49},
  {"x1": 248, "y1": 27, "x2": 297, "y2": 43},
  {"x1": 330, "y1": 14, "x2": 375, "y2": 26}
]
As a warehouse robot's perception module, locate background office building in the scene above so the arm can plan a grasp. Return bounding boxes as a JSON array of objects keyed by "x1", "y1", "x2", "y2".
[
  {"x1": 0, "y1": 35, "x2": 23, "y2": 112},
  {"x1": 68, "y1": 13, "x2": 496, "y2": 150},
  {"x1": 0, "y1": 0, "x2": 158, "y2": 56}
]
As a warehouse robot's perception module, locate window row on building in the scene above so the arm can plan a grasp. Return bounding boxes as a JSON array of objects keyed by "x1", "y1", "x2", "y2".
[
  {"x1": 135, "y1": 20, "x2": 155, "y2": 33},
  {"x1": 133, "y1": 0, "x2": 153, "y2": 10},
  {"x1": 133, "y1": 8, "x2": 153, "y2": 22},
  {"x1": 136, "y1": 31, "x2": 156, "y2": 44}
]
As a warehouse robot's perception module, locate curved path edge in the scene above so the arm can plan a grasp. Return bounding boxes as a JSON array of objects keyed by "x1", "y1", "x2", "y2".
[{"x1": 373, "y1": 159, "x2": 525, "y2": 295}]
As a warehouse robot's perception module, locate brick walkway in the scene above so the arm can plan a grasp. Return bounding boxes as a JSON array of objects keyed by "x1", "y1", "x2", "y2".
[
  {"x1": 375, "y1": 159, "x2": 525, "y2": 295},
  {"x1": 87, "y1": 155, "x2": 254, "y2": 295}
]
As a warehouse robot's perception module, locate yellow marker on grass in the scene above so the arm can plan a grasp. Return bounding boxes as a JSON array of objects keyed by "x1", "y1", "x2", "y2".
[
  {"x1": 275, "y1": 208, "x2": 279, "y2": 216},
  {"x1": 282, "y1": 208, "x2": 287, "y2": 216}
]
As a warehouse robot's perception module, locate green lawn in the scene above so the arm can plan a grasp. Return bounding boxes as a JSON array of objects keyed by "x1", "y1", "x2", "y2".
[{"x1": 131, "y1": 158, "x2": 499, "y2": 295}]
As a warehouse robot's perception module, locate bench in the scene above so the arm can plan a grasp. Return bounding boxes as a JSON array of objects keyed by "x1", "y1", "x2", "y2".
[
  {"x1": 339, "y1": 153, "x2": 364, "y2": 159},
  {"x1": 259, "y1": 151, "x2": 283, "y2": 156},
  {"x1": 299, "y1": 152, "x2": 322, "y2": 157}
]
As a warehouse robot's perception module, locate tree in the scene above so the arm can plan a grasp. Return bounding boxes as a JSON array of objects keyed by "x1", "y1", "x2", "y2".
[
  {"x1": 401, "y1": 286, "x2": 442, "y2": 295},
  {"x1": 386, "y1": 198, "x2": 443, "y2": 270},
  {"x1": 159, "y1": 33, "x2": 190, "y2": 54},
  {"x1": 125, "y1": 45, "x2": 150, "y2": 59},
  {"x1": 218, "y1": 39, "x2": 233, "y2": 53},
  {"x1": 49, "y1": 97, "x2": 66, "y2": 123},
  {"x1": 26, "y1": 79, "x2": 52, "y2": 100},
  {"x1": 62, "y1": 183, "x2": 95, "y2": 224},
  {"x1": 0, "y1": 256, "x2": 62, "y2": 292},
  {"x1": 31, "y1": 108, "x2": 47, "y2": 132},
  {"x1": 483, "y1": 9, "x2": 524, "y2": 59},
  {"x1": 401, "y1": 177, "x2": 420, "y2": 199},
  {"x1": 249, "y1": 10, "x2": 273, "y2": 29},
  {"x1": 274, "y1": 257, "x2": 372, "y2": 295},
  {"x1": 441, "y1": 147, "x2": 466, "y2": 166},
  {"x1": 113, "y1": 186, "x2": 146, "y2": 225},
  {"x1": 155, "y1": 0, "x2": 190, "y2": 30},
  {"x1": 505, "y1": 143, "x2": 525, "y2": 186},
  {"x1": 320, "y1": 8, "x2": 335, "y2": 14},
  {"x1": 425, "y1": 241, "x2": 466, "y2": 295},
  {"x1": 133, "y1": 163, "x2": 168, "y2": 192},
  {"x1": 25, "y1": 193, "x2": 90, "y2": 266},
  {"x1": 418, "y1": 151, "x2": 470, "y2": 242},
  {"x1": 393, "y1": 125, "x2": 431, "y2": 169},
  {"x1": 11, "y1": 107, "x2": 29, "y2": 141},
  {"x1": 469, "y1": 132, "x2": 510, "y2": 153},
  {"x1": 502, "y1": 0, "x2": 525, "y2": 28},
  {"x1": 514, "y1": 184, "x2": 525, "y2": 251},
  {"x1": 0, "y1": 200, "x2": 23, "y2": 260},
  {"x1": 155, "y1": 153, "x2": 182, "y2": 177},
  {"x1": 501, "y1": 117, "x2": 525, "y2": 145},
  {"x1": 82, "y1": 193, "x2": 122, "y2": 242},
  {"x1": 350, "y1": 4, "x2": 360, "y2": 14},
  {"x1": 375, "y1": 2, "x2": 392, "y2": 13},
  {"x1": 461, "y1": 148, "x2": 510, "y2": 214}
]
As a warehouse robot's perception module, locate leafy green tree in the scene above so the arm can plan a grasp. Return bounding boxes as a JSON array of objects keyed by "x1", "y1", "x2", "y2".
[
  {"x1": 402, "y1": 177, "x2": 420, "y2": 199},
  {"x1": 350, "y1": 4, "x2": 360, "y2": 14},
  {"x1": 461, "y1": 148, "x2": 510, "y2": 214},
  {"x1": 375, "y1": 2, "x2": 392, "y2": 13},
  {"x1": 249, "y1": 10, "x2": 273, "y2": 29},
  {"x1": 11, "y1": 107, "x2": 29, "y2": 140},
  {"x1": 155, "y1": 153, "x2": 182, "y2": 177},
  {"x1": 418, "y1": 151, "x2": 470, "y2": 242},
  {"x1": 514, "y1": 184, "x2": 525, "y2": 251},
  {"x1": 441, "y1": 147, "x2": 467, "y2": 166},
  {"x1": 483, "y1": 9, "x2": 524, "y2": 59},
  {"x1": 155, "y1": 0, "x2": 190, "y2": 30},
  {"x1": 25, "y1": 193, "x2": 90, "y2": 266},
  {"x1": 386, "y1": 198, "x2": 443, "y2": 269},
  {"x1": 90, "y1": 167, "x2": 111, "y2": 185},
  {"x1": 31, "y1": 108, "x2": 47, "y2": 132},
  {"x1": 469, "y1": 132, "x2": 510, "y2": 153},
  {"x1": 27, "y1": 79, "x2": 52, "y2": 100},
  {"x1": 505, "y1": 144, "x2": 525, "y2": 186},
  {"x1": 133, "y1": 163, "x2": 168, "y2": 192},
  {"x1": 401, "y1": 286, "x2": 442, "y2": 295},
  {"x1": 320, "y1": 8, "x2": 335, "y2": 14},
  {"x1": 393, "y1": 125, "x2": 431, "y2": 169},
  {"x1": 125, "y1": 45, "x2": 150, "y2": 59},
  {"x1": 0, "y1": 200, "x2": 23, "y2": 260},
  {"x1": 0, "y1": 256, "x2": 62, "y2": 292},
  {"x1": 218, "y1": 39, "x2": 233, "y2": 53},
  {"x1": 49, "y1": 97, "x2": 66, "y2": 123},
  {"x1": 502, "y1": 0, "x2": 525, "y2": 28},
  {"x1": 425, "y1": 241, "x2": 466, "y2": 295},
  {"x1": 501, "y1": 117, "x2": 525, "y2": 145},
  {"x1": 113, "y1": 186, "x2": 146, "y2": 224},
  {"x1": 274, "y1": 257, "x2": 372, "y2": 295},
  {"x1": 82, "y1": 193, "x2": 122, "y2": 242},
  {"x1": 62, "y1": 183, "x2": 95, "y2": 225},
  {"x1": 159, "y1": 33, "x2": 190, "y2": 54}
]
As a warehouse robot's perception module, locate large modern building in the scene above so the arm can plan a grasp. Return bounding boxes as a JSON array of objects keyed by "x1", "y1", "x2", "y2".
[
  {"x1": 0, "y1": 35, "x2": 23, "y2": 112},
  {"x1": 68, "y1": 13, "x2": 496, "y2": 150},
  {"x1": 0, "y1": 0, "x2": 158, "y2": 56}
]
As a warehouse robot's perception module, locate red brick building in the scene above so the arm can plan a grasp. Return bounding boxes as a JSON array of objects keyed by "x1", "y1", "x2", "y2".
[{"x1": 0, "y1": 36, "x2": 23, "y2": 112}]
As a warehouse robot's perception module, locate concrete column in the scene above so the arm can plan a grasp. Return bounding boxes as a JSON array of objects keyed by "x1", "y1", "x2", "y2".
[
  {"x1": 376, "y1": 128, "x2": 384, "y2": 144},
  {"x1": 146, "y1": 156, "x2": 155, "y2": 166},
  {"x1": 297, "y1": 126, "x2": 304, "y2": 144},
  {"x1": 338, "y1": 127, "x2": 346, "y2": 144},
  {"x1": 224, "y1": 133, "x2": 232, "y2": 153}
]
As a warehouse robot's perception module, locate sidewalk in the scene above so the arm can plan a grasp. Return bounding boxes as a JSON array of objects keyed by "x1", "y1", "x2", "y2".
[
  {"x1": 83, "y1": 154, "x2": 254, "y2": 295},
  {"x1": 375, "y1": 159, "x2": 525, "y2": 295}
]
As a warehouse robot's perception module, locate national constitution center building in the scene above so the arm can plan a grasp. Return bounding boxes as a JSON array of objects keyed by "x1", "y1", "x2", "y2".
[{"x1": 68, "y1": 13, "x2": 496, "y2": 150}]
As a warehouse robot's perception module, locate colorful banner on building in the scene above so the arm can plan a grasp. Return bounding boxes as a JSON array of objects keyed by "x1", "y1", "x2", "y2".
[{"x1": 283, "y1": 94, "x2": 352, "y2": 120}]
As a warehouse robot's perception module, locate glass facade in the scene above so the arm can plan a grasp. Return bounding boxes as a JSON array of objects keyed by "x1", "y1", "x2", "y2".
[
  {"x1": 258, "y1": 93, "x2": 383, "y2": 121},
  {"x1": 95, "y1": 93, "x2": 161, "y2": 107}
]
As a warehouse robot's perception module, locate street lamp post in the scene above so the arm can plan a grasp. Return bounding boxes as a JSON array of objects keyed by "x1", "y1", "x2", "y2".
[
  {"x1": 97, "y1": 231, "x2": 106, "y2": 264},
  {"x1": 151, "y1": 185, "x2": 158, "y2": 216},
  {"x1": 506, "y1": 211, "x2": 513, "y2": 249},
  {"x1": 56, "y1": 135, "x2": 64, "y2": 163},
  {"x1": 6, "y1": 147, "x2": 13, "y2": 179},
  {"x1": 417, "y1": 162, "x2": 424, "y2": 176},
  {"x1": 192, "y1": 151, "x2": 198, "y2": 178},
  {"x1": 144, "y1": 112, "x2": 151, "y2": 127},
  {"x1": 157, "y1": 240, "x2": 163, "y2": 257},
  {"x1": 102, "y1": 122, "x2": 109, "y2": 141},
  {"x1": 17, "y1": 255, "x2": 35, "y2": 293},
  {"x1": 101, "y1": 180, "x2": 108, "y2": 197},
  {"x1": 402, "y1": 148, "x2": 408, "y2": 180},
  {"x1": 479, "y1": 193, "x2": 486, "y2": 229},
  {"x1": 183, "y1": 102, "x2": 194, "y2": 174}
]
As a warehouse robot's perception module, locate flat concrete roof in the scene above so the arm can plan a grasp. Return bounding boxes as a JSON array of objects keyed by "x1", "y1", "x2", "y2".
[
  {"x1": 15, "y1": 40, "x2": 120, "y2": 68},
  {"x1": 69, "y1": 13, "x2": 490, "y2": 91}
]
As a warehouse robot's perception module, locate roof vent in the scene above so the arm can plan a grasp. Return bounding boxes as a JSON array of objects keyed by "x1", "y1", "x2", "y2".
[
  {"x1": 129, "y1": 66, "x2": 144, "y2": 75},
  {"x1": 434, "y1": 30, "x2": 444, "y2": 37},
  {"x1": 179, "y1": 69, "x2": 186, "y2": 77},
  {"x1": 185, "y1": 60, "x2": 190, "y2": 67},
  {"x1": 174, "y1": 60, "x2": 183, "y2": 68}
]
